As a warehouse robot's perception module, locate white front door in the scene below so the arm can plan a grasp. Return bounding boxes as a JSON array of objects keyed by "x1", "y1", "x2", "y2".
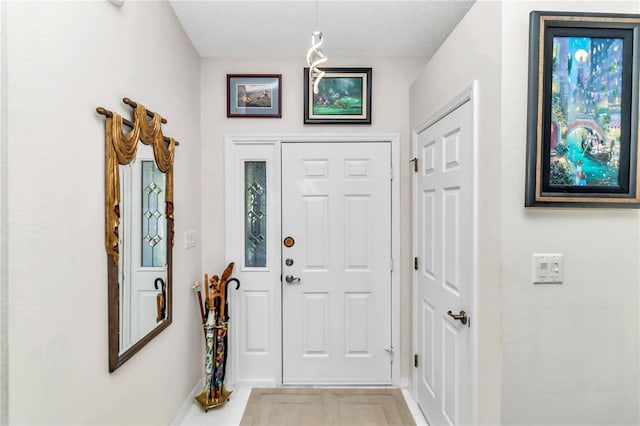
[
  {"x1": 281, "y1": 142, "x2": 392, "y2": 385},
  {"x1": 415, "y1": 100, "x2": 473, "y2": 425}
]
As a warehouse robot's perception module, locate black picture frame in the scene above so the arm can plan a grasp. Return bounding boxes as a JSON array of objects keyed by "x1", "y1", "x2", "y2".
[
  {"x1": 525, "y1": 11, "x2": 640, "y2": 207},
  {"x1": 304, "y1": 67, "x2": 372, "y2": 124},
  {"x1": 227, "y1": 74, "x2": 282, "y2": 118}
]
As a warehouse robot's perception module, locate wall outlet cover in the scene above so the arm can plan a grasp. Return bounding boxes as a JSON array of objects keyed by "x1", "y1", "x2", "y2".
[{"x1": 532, "y1": 253, "x2": 563, "y2": 284}]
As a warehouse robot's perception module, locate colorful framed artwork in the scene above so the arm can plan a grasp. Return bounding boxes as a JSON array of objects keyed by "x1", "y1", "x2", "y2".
[
  {"x1": 525, "y1": 11, "x2": 640, "y2": 207},
  {"x1": 227, "y1": 74, "x2": 282, "y2": 118},
  {"x1": 303, "y1": 67, "x2": 372, "y2": 124}
]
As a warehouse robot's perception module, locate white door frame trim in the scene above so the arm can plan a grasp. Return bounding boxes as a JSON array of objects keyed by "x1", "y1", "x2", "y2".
[
  {"x1": 411, "y1": 81, "x2": 479, "y2": 422},
  {"x1": 225, "y1": 133, "x2": 401, "y2": 386}
]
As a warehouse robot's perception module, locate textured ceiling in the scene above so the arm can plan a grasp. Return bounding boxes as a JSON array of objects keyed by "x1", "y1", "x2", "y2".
[{"x1": 169, "y1": 0, "x2": 475, "y2": 58}]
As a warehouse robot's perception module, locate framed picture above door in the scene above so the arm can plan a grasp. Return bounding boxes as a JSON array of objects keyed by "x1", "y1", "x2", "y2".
[
  {"x1": 227, "y1": 74, "x2": 282, "y2": 118},
  {"x1": 303, "y1": 67, "x2": 372, "y2": 124}
]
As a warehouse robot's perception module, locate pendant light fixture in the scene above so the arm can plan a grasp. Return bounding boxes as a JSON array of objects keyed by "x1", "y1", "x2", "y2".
[{"x1": 306, "y1": 0, "x2": 327, "y2": 94}]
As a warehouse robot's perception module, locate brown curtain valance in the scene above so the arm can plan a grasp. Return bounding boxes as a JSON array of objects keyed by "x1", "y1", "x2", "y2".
[{"x1": 99, "y1": 100, "x2": 178, "y2": 266}]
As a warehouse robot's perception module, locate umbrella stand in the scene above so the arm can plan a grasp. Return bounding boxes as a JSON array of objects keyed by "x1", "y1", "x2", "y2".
[{"x1": 194, "y1": 263, "x2": 240, "y2": 412}]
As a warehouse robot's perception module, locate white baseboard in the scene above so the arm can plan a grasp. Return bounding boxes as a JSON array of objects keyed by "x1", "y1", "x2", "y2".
[
  {"x1": 171, "y1": 378, "x2": 204, "y2": 426},
  {"x1": 235, "y1": 378, "x2": 279, "y2": 388},
  {"x1": 399, "y1": 376, "x2": 410, "y2": 389}
]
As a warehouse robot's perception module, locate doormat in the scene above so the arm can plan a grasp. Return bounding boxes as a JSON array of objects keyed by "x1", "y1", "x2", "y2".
[{"x1": 239, "y1": 388, "x2": 416, "y2": 426}]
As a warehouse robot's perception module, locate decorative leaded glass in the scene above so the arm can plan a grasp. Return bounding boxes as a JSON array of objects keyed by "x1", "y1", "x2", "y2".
[
  {"x1": 245, "y1": 161, "x2": 267, "y2": 267},
  {"x1": 141, "y1": 160, "x2": 166, "y2": 267}
]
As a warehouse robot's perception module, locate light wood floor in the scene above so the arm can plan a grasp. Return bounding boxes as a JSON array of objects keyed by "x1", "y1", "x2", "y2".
[{"x1": 180, "y1": 387, "x2": 428, "y2": 426}]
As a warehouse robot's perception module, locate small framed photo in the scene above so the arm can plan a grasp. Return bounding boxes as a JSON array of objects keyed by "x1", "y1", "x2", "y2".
[
  {"x1": 525, "y1": 11, "x2": 640, "y2": 207},
  {"x1": 227, "y1": 74, "x2": 281, "y2": 118},
  {"x1": 304, "y1": 67, "x2": 372, "y2": 124}
]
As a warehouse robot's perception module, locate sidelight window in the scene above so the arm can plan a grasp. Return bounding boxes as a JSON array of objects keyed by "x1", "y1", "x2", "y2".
[{"x1": 245, "y1": 161, "x2": 267, "y2": 267}]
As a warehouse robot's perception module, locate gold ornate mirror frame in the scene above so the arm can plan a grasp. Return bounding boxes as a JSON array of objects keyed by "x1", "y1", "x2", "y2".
[{"x1": 97, "y1": 98, "x2": 178, "y2": 372}]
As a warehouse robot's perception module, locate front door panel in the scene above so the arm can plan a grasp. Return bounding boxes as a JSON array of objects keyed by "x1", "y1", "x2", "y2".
[{"x1": 282, "y1": 142, "x2": 392, "y2": 384}]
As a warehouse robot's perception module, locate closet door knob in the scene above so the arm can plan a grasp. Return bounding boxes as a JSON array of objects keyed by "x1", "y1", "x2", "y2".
[{"x1": 447, "y1": 310, "x2": 468, "y2": 326}]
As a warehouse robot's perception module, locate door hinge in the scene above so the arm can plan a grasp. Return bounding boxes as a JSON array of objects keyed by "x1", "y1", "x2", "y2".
[
  {"x1": 390, "y1": 257, "x2": 394, "y2": 273},
  {"x1": 414, "y1": 257, "x2": 418, "y2": 270},
  {"x1": 414, "y1": 354, "x2": 419, "y2": 368},
  {"x1": 390, "y1": 165, "x2": 393, "y2": 181},
  {"x1": 410, "y1": 157, "x2": 418, "y2": 173}
]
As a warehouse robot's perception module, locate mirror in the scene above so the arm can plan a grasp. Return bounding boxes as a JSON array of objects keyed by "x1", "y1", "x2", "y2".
[
  {"x1": 99, "y1": 101, "x2": 176, "y2": 372},
  {"x1": 118, "y1": 145, "x2": 168, "y2": 350}
]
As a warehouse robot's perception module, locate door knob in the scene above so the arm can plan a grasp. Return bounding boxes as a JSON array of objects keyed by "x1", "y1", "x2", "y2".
[
  {"x1": 447, "y1": 310, "x2": 468, "y2": 325},
  {"x1": 285, "y1": 275, "x2": 301, "y2": 284}
]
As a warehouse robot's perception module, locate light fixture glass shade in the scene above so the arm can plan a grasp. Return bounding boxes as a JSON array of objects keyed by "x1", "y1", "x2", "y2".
[{"x1": 306, "y1": 31, "x2": 327, "y2": 94}]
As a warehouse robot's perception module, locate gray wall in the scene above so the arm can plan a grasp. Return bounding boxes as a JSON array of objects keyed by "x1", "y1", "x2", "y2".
[
  {"x1": 5, "y1": 2, "x2": 203, "y2": 423},
  {"x1": 501, "y1": 1, "x2": 639, "y2": 424}
]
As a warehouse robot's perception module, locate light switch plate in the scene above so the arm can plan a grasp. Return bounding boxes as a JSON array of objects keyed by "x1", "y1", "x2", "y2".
[
  {"x1": 185, "y1": 230, "x2": 196, "y2": 249},
  {"x1": 532, "y1": 253, "x2": 563, "y2": 284}
]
